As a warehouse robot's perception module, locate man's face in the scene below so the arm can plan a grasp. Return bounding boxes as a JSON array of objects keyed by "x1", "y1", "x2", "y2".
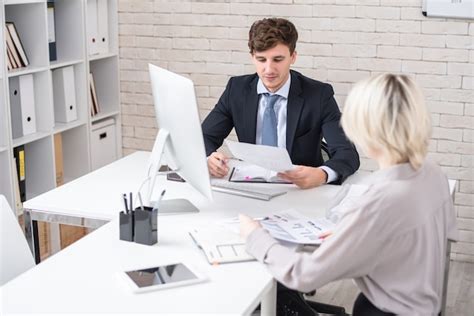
[{"x1": 251, "y1": 43, "x2": 297, "y2": 93}]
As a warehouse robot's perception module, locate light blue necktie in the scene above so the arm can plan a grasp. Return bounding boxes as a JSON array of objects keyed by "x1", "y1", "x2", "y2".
[{"x1": 261, "y1": 93, "x2": 280, "y2": 147}]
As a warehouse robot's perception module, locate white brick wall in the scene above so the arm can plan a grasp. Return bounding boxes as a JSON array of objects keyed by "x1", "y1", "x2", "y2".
[{"x1": 118, "y1": 0, "x2": 474, "y2": 262}]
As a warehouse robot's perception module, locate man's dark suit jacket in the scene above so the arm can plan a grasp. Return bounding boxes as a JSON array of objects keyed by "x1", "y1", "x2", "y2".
[{"x1": 201, "y1": 70, "x2": 360, "y2": 184}]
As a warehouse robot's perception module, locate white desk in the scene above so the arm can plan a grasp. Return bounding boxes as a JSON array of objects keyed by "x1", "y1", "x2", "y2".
[
  {"x1": 3, "y1": 151, "x2": 344, "y2": 315},
  {"x1": 22, "y1": 151, "x2": 343, "y2": 261}
]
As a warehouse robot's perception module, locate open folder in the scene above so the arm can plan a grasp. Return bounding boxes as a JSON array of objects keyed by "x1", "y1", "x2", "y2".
[{"x1": 229, "y1": 165, "x2": 290, "y2": 184}]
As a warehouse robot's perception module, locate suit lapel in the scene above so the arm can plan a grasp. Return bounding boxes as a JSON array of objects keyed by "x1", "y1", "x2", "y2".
[
  {"x1": 286, "y1": 71, "x2": 304, "y2": 154},
  {"x1": 243, "y1": 76, "x2": 259, "y2": 143}
]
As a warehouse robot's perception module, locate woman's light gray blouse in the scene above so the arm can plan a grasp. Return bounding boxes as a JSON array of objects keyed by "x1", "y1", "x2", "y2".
[{"x1": 246, "y1": 161, "x2": 458, "y2": 315}]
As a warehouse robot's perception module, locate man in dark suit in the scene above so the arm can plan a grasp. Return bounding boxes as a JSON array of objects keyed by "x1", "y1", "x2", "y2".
[{"x1": 202, "y1": 18, "x2": 359, "y2": 188}]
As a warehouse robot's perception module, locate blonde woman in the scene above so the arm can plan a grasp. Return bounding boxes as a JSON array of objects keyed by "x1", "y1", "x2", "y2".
[{"x1": 240, "y1": 74, "x2": 458, "y2": 315}]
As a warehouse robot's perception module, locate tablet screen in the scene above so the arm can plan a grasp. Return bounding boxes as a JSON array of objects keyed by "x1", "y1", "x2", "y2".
[{"x1": 125, "y1": 263, "x2": 199, "y2": 288}]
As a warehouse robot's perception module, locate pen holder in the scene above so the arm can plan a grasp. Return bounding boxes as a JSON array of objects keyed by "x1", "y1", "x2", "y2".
[
  {"x1": 119, "y1": 211, "x2": 134, "y2": 242},
  {"x1": 133, "y1": 207, "x2": 158, "y2": 246}
]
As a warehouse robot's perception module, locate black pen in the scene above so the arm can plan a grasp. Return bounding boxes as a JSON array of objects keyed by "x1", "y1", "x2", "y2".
[
  {"x1": 129, "y1": 192, "x2": 133, "y2": 212},
  {"x1": 123, "y1": 193, "x2": 129, "y2": 214}
]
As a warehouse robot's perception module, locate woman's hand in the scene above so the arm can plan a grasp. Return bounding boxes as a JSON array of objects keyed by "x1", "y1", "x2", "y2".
[{"x1": 239, "y1": 214, "x2": 261, "y2": 240}]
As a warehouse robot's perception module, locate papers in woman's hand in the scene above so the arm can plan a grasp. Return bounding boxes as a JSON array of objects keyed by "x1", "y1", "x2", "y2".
[
  {"x1": 260, "y1": 209, "x2": 334, "y2": 245},
  {"x1": 219, "y1": 209, "x2": 334, "y2": 246},
  {"x1": 225, "y1": 140, "x2": 294, "y2": 172}
]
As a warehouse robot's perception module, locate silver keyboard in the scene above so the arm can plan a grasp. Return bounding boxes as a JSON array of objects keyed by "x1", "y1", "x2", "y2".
[{"x1": 211, "y1": 181, "x2": 287, "y2": 201}]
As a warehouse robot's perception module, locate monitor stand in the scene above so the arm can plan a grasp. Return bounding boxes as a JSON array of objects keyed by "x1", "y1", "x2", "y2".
[{"x1": 144, "y1": 129, "x2": 200, "y2": 214}]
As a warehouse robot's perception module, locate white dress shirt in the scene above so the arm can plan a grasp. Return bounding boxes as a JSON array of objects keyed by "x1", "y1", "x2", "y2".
[{"x1": 255, "y1": 76, "x2": 337, "y2": 183}]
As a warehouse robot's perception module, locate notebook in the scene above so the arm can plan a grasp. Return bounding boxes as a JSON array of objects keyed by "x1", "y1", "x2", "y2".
[{"x1": 189, "y1": 226, "x2": 255, "y2": 264}]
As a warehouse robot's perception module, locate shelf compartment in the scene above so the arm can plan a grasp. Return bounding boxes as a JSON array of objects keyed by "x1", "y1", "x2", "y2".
[
  {"x1": 52, "y1": 62, "x2": 87, "y2": 127},
  {"x1": 86, "y1": 0, "x2": 117, "y2": 57},
  {"x1": 9, "y1": 70, "x2": 54, "y2": 142},
  {"x1": 5, "y1": 2, "x2": 49, "y2": 69},
  {"x1": 19, "y1": 136, "x2": 56, "y2": 200},
  {"x1": 89, "y1": 56, "x2": 119, "y2": 116},
  {"x1": 51, "y1": 0, "x2": 85, "y2": 63},
  {"x1": 54, "y1": 124, "x2": 89, "y2": 185}
]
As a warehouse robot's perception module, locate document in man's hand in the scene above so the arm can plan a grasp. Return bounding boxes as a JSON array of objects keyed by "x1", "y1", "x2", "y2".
[
  {"x1": 225, "y1": 140, "x2": 294, "y2": 172},
  {"x1": 189, "y1": 226, "x2": 255, "y2": 264},
  {"x1": 229, "y1": 165, "x2": 290, "y2": 183}
]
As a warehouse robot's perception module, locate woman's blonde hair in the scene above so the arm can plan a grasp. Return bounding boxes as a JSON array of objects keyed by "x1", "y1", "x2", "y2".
[{"x1": 341, "y1": 73, "x2": 431, "y2": 169}]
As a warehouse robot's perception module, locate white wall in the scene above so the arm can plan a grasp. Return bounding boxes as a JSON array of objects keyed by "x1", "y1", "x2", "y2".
[{"x1": 118, "y1": 0, "x2": 474, "y2": 262}]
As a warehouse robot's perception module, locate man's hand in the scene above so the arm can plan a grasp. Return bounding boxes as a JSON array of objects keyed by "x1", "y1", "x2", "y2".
[
  {"x1": 239, "y1": 214, "x2": 261, "y2": 240},
  {"x1": 207, "y1": 152, "x2": 229, "y2": 178},
  {"x1": 278, "y1": 166, "x2": 328, "y2": 189}
]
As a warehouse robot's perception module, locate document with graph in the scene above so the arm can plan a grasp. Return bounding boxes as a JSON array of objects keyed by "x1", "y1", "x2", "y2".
[{"x1": 260, "y1": 209, "x2": 335, "y2": 245}]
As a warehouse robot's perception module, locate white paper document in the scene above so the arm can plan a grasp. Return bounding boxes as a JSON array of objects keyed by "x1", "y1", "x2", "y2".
[
  {"x1": 260, "y1": 209, "x2": 334, "y2": 245},
  {"x1": 225, "y1": 140, "x2": 294, "y2": 172},
  {"x1": 189, "y1": 226, "x2": 255, "y2": 264},
  {"x1": 220, "y1": 209, "x2": 334, "y2": 246}
]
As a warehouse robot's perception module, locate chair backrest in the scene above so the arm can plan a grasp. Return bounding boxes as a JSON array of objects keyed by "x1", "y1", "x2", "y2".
[{"x1": 0, "y1": 195, "x2": 35, "y2": 286}]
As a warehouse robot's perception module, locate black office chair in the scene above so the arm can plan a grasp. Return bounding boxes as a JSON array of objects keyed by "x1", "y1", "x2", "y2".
[{"x1": 276, "y1": 284, "x2": 349, "y2": 316}]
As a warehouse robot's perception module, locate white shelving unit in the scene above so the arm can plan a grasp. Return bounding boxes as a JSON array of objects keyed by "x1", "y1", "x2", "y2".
[{"x1": 0, "y1": 0, "x2": 122, "y2": 213}]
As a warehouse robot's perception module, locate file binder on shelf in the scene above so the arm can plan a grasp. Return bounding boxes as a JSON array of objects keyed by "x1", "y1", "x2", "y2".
[
  {"x1": 52, "y1": 66, "x2": 77, "y2": 123},
  {"x1": 97, "y1": 0, "x2": 109, "y2": 54},
  {"x1": 54, "y1": 133, "x2": 64, "y2": 187},
  {"x1": 13, "y1": 145, "x2": 26, "y2": 202},
  {"x1": 10, "y1": 74, "x2": 37, "y2": 138},
  {"x1": 87, "y1": 0, "x2": 99, "y2": 55},
  {"x1": 12, "y1": 157, "x2": 23, "y2": 215},
  {"x1": 47, "y1": 0, "x2": 57, "y2": 61}
]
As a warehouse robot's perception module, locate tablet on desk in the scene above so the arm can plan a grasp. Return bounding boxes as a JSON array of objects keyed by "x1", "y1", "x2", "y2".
[{"x1": 119, "y1": 262, "x2": 207, "y2": 293}]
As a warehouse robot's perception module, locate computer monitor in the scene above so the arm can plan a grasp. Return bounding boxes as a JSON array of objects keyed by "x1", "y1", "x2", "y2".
[{"x1": 143, "y1": 64, "x2": 212, "y2": 213}]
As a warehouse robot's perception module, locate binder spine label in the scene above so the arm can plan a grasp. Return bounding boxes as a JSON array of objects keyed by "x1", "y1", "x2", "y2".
[{"x1": 19, "y1": 150, "x2": 25, "y2": 181}]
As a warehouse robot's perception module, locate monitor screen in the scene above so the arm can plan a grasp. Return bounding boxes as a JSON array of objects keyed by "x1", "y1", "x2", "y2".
[{"x1": 146, "y1": 64, "x2": 212, "y2": 205}]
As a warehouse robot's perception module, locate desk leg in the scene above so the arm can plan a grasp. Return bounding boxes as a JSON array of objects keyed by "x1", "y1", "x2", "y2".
[
  {"x1": 24, "y1": 210, "x2": 41, "y2": 264},
  {"x1": 260, "y1": 279, "x2": 277, "y2": 316}
]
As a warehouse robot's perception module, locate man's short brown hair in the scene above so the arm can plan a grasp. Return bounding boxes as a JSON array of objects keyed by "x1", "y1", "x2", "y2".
[{"x1": 248, "y1": 18, "x2": 298, "y2": 55}]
